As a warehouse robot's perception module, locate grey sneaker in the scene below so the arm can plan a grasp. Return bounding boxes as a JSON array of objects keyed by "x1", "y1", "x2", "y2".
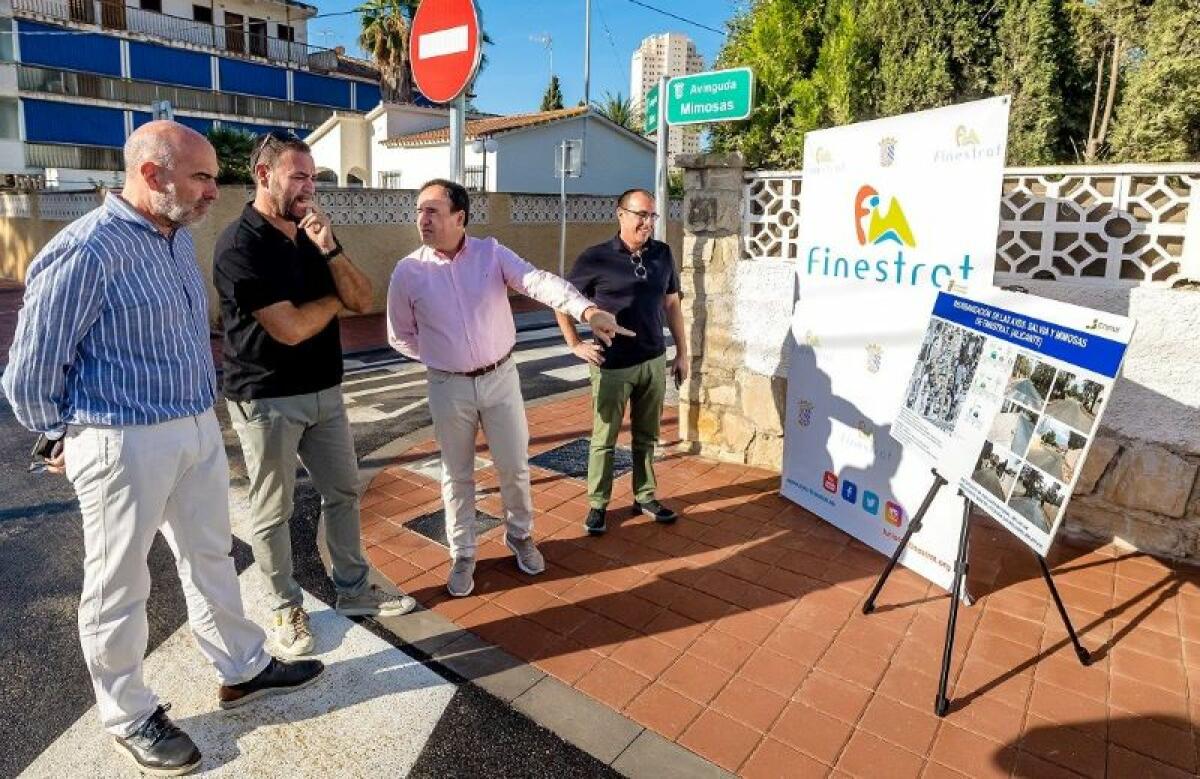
[
  {"x1": 505, "y1": 533, "x2": 546, "y2": 575},
  {"x1": 336, "y1": 583, "x2": 417, "y2": 618},
  {"x1": 272, "y1": 606, "x2": 314, "y2": 657},
  {"x1": 447, "y1": 557, "x2": 476, "y2": 597}
]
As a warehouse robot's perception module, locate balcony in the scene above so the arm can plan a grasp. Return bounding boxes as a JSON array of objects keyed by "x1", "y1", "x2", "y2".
[
  {"x1": 18, "y1": 64, "x2": 338, "y2": 127},
  {"x1": 12, "y1": 0, "x2": 339, "y2": 71},
  {"x1": 26, "y1": 142, "x2": 124, "y2": 170}
]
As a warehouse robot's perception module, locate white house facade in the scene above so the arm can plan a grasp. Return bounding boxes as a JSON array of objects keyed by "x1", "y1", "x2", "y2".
[{"x1": 306, "y1": 105, "x2": 656, "y2": 196}]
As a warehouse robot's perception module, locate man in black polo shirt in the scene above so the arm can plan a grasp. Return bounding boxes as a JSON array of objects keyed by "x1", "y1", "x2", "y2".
[
  {"x1": 214, "y1": 132, "x2": 414, "y2": 657},
  {"x1": 556, "y1": 188, "x2": 689, "y2": 534}
]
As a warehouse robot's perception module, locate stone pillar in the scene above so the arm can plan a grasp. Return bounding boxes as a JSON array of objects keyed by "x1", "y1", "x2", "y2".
[{"x1": 676, "y1": 152, "x2": 759, "y2": 464}]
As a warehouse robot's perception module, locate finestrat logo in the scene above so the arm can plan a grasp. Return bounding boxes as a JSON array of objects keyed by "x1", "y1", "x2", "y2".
[{"x1": 854, "y1": 185, "x2": 916, "y2": 248}]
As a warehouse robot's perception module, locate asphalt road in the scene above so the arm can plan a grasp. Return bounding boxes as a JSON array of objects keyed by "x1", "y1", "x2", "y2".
[{"x1": 0, "y1": 313, "x2": 626, "y2": 778}]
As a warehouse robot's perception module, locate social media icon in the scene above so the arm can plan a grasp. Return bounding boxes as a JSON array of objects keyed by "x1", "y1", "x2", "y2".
[
  {"x1": 885, "y1": 501, "x2": 905, "y2": 527},
  {"x1": 862, "y1": 491, "x2": 880, "y2": 515},
  {"x1": 841, "y1": 480, "x2": 858, "y2": 504},
  {"x1": 822, "y1": 471, "x2": 838, "y2": 492}
]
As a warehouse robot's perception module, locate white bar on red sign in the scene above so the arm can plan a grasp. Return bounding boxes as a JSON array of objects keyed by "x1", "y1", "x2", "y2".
[{"x1": 418, "y1": 26, "x2": 469, "y2": 59}]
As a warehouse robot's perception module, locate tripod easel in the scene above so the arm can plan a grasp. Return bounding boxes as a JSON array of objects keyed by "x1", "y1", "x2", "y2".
[{"x1": 862, "y1": 469, "x2": 1092, "y2": 716}]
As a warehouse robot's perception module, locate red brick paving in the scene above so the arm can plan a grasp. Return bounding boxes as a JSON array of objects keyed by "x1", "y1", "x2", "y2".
[{"x1": 363, "y1": 392, "x2": 1200, "y2": 776}]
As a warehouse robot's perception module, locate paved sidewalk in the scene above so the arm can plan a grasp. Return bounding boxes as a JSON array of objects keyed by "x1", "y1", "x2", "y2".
[{"x1": 361, "y1": 392, "x2": 1200, "y2": 778}]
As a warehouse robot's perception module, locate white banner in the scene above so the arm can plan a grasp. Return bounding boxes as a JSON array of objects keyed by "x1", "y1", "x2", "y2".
[
  {"x1": 780, "y1": 97, "x2": 1010, "y2": 591},
  {"x1": 894, "y1": 289, "x2": 1134, "y2": 555}
]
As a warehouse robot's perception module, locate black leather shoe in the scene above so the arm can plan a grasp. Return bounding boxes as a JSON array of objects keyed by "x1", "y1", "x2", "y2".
[
  {"x1": 112, "y1": 703, "x2": 201, "y2": 776},
  {"x1": 585, "y1": 506, "x2": 607, "y2": 535},
  {"x1": 218, "y1": 656, "x2": 324, "y2": 710},
  {"x1": 635, "y1": 499, "x2": 678, "y2": 524}
]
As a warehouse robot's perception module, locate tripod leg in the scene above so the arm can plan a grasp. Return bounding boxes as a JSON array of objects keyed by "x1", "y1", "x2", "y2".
[
  {"x1": 863, "y1": 471, "x2": 947, "y2": 614},
  {"x1": 1038, "y1": 555, "x2": 1092, "y2": 666},
  {"x1": 935, "y1": 502, "x2": 973, "y2": 717}
]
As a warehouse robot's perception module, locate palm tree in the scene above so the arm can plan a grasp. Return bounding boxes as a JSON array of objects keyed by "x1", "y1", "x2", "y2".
[
  {"x1": 206, "y1": 126, "x2": 256, "y2": 185},
  {"x1": 593, "y1": 91, "x2": 639, "y2": 132},
  {"x1": 358, "y1": 0, "x2": 419, "y2": 104}
]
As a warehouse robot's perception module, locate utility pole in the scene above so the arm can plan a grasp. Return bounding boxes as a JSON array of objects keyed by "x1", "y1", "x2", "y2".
[{"x1": 653, "y1": 75, "x2": 667, "y2": 241}]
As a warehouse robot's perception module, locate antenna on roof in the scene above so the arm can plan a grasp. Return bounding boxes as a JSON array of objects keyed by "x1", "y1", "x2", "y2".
[{"x1": 529, "y1": 32, "x2": 554, "y2": 78}]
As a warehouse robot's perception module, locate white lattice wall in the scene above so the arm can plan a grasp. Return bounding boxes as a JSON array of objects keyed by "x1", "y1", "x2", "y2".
[
  {"x1": 510, "y1": 195, "x2": 684, "y2": 224},
  {"x1": 743, "y1": 165, "x2": 1200, "y2": 287},
  {"x1": 318, "y1": 189, "x2": 491, "y2": 226},
  {"x1": 0, "y1": 193, "x2": 31, "y2": 219},
  {"x1": 40, "y1": 192, "x2": 102, "y2": 222}
]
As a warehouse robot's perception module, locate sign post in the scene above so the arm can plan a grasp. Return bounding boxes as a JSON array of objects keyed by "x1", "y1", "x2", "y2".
[
  {"x1": 410, "y1": 0, "x2": 483, "y2": 184},
  {"x1": 653, "y1": 76, "x2": 667, "y2": 241},
  {"x1": 556, "y1": 139, "x2": 582, "y2": 275}
]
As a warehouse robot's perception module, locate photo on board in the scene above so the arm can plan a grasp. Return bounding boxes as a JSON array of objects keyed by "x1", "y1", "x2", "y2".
[
  {"x1": 986, "y1": 398, "x2": 1040, "y2": 458},
  {"x1": 971, "y1": 440, "x2": 1022, "y2": 502},
  {"x1": 1045, "y1": 370, "x2": 1104, "y2": 435},
  {"x1": 1005, "y1": 354, "x2": 1056, "y2": 410},
  {"x1": 1027, "y1": 416, "x2": 1088, "y2": 483},
  {"x1": 902, "y1": 319, "x2": 986, "y2": 432},
  {"x1": 1008, "y1": 464, "x2": 1067, "y2": 533}
]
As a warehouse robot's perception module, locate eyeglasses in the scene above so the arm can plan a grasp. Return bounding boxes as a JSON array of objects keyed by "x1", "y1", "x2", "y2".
[
  {"x1": 630, "y1": 249, "x2": 648, "y2": 280},
  {"x1": 620, "y1": 207, "x2": 660, "y2": 223}
]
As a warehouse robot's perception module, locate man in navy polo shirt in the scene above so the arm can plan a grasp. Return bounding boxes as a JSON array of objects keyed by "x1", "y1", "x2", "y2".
[{"x1": 555, "y1": 189, "x2": 689, "y2": 535}]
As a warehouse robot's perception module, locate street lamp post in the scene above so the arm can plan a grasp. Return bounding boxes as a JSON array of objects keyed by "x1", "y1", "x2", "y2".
[{"x1": 471, "y1": 136, "x2": 497, "y2": 192}]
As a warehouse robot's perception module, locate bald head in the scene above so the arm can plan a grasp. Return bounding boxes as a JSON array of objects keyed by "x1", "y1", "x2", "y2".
[
  {"x1": 124, "y1": 120, "x2": 207, "y2": 177},
  {"x1": 121, "y1": 120, "x2": 218, "y2": 230}
]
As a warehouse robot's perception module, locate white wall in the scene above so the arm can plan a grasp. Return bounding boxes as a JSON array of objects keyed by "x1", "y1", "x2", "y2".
[
  {"x1": 1022, "y1": 281, "x2": 1200, "y2": 455},
  {"x1": 371, "y1": 143, "x2": 490, "y2": 191},
  {"x1": 494, "y1": 116, "x2": 654, "y2": 195},
  {"x1": 309, "y1": 120, "x2": 342, "y2": 177}
]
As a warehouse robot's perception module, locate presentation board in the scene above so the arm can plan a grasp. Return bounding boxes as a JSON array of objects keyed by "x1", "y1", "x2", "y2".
[
  {"x1": 780, "y1": 96, "x2": 1009, "y2": 591},
  {"x1": 893, "y1": 289, "x2": 1134, "y2": 555}
]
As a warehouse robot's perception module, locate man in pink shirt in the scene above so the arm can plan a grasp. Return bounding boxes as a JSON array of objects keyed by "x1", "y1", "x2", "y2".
[{"x1": 388, "y1": 179, "x2": 631, "y2": 597}]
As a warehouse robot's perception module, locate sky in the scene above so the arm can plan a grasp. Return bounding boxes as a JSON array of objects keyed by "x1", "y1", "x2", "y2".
[{"x1": 311, "y1": 0, "x2": 743, "y2": 115}]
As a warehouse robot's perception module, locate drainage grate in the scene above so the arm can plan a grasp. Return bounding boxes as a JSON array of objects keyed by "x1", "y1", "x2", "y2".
[
  {"x1": 403, "y1": 509, "x2": 503, "y2": 547},
  {"x1": 528, "y1": 437, "x2": 632, "y2": 480}
]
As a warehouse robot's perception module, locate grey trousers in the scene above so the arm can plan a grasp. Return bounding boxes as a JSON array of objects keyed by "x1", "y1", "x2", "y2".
[{"x1": 227, "y1": 387, "x2": 370, "y2": 612}]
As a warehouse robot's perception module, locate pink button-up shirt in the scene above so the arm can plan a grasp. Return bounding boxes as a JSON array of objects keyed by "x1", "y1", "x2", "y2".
[{"x1": 387, "y1": 235, "x2": 593, "y2": 373}]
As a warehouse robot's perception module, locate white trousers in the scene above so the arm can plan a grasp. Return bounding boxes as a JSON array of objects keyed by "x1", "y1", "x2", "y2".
[
  {"x1": 426, "y1": 359, "x2": 534, "y2": 559},
  {"x1": 67, "y1": 410, "x2": 270, "y2": 737}
]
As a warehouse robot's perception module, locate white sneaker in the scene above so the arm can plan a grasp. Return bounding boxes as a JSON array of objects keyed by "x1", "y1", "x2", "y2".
[{"x1": 272, "y1": 606, "x2": 314, "y2": 656}]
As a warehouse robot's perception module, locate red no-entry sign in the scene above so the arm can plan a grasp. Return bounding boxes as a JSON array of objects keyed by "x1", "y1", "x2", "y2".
[{"x1": 409, "y1": 0, "x2": 482, "y2": 104}]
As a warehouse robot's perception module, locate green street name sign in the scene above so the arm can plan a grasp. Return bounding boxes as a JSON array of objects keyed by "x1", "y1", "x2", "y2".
[
  {"x1": 644, "y1": 84, "x2": 659, "y2": 135},
  {"x1": 665, "y1": 67, "x2": 754, "y2": 126}
]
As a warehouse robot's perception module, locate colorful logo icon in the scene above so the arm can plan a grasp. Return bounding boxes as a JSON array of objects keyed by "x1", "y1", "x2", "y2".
[
  {"x1": 855, "y1": 185, "x2": 916, "y2": 248},
  {"x1": 841, "y1": 480, "x2": 858, "y2": 504},
  {"x1": 862, "y1": 491, "x2": 880, "y2": 515},
  {"x1": 955, "y1": 125, "x2": 980, "y2": 146},
  {"x1": 885, "y1": 500, "x2": 905, "y2": 527},
  {"x1": 823, "y1": 471, "x2": 838, "y2": 493}
]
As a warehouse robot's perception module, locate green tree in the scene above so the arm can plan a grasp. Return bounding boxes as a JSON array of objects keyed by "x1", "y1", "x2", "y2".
[
  {"x1": 1107, "y1": 0, "x2": 1200, "y2": 161},
  {"x1": 358, "y1": 0, "x2": 419, "y2": 104},
  {"x1": 710, "y1": 0, "x2": 825, "y2": 168},
  {"x1": 540, "y1": 75, "x2": 564, "y2": 111},
  {"x1": 993, "y1": 0, "x2": 1074, "y2": 164},
  {"x1": 593, "y1": 91, "x2": 638, "y2": 132},
  {"x1": 206, "y1": 126, "x2": 256, "y2": 185},
  {"x1": 810, "y1": 0, "x2": 872, "y2": 127}
]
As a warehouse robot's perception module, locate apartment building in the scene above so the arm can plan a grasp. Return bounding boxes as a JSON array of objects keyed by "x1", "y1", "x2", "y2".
[
  {"x1": 0, "y1": 0, "x2": 383, "y2": 187},
  {"x1": 629, "y1": 31, "x2": 703, "y2": 167}
]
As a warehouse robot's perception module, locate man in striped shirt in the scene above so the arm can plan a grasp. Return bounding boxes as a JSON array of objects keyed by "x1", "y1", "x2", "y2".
[{"x1": 3, "y1": 121, "x2": 322, "y2": 776}]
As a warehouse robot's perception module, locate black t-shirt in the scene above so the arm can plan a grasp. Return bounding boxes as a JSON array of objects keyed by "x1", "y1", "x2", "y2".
[
  {"x1": 568, "y1": 235, "x2": 680, "y2": 370},
  {"x1": 214, "y1": 203, "x2": 342, "y2": 400}
]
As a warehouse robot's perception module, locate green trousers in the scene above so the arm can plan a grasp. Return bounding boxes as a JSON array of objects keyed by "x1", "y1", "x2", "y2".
[{"x1": 587, "y1": 354, "x2": 666, "y2": 508}]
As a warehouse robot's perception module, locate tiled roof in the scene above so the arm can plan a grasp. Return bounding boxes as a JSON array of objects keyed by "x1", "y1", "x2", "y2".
[
  {"x1": 383, "y1": 106, "x2": 590, "y2": 147},
  {"x1": 334, "y1": 52, "x2": 381, "y2": 80}
]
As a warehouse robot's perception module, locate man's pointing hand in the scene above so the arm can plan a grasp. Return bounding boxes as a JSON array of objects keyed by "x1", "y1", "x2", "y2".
[{"x1": 583, "y1": 308, "x2": 635, "y2": 346}]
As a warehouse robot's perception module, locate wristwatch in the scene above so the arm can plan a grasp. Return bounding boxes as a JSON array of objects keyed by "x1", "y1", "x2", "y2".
[{"x1": 321, "y1": 238, "x2": 343, "y2": 261}]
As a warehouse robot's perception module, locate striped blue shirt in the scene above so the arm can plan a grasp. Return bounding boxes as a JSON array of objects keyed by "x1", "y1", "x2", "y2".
[{"x1": 2, "y1": 193, "x2": 216, "y2": 433}]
